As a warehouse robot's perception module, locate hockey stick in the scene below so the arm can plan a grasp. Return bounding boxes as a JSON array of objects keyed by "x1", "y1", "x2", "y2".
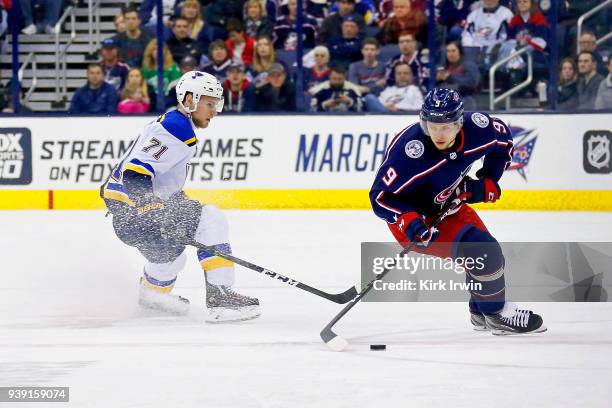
[
  {"x1": 186, "y1": 239, "x2": 359, "y2": 304},
  {"x1": 320, "y1": 198, "x2": 466, "y2": 351}
]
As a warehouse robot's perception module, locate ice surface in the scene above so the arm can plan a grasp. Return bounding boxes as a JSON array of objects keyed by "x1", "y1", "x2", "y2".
[{"x1": 1, "y1": 210, "x2": 612, "y2": 407}]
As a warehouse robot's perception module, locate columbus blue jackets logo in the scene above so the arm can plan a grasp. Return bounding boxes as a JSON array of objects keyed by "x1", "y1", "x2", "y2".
[
  {"x1": 405, "y1": 140, "x2": 424, "y2": 158},
  {"x1": 508, "y1": 126, "x2": 537, "y2": 181},
  {"x1": 471, "y1": 112, "x2": 489, "y2": 128}
]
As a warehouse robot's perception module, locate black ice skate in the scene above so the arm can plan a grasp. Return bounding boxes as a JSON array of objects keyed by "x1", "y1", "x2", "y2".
[
  {"x1": 138, "y1": 278, "x2": 190, "y2": 315},
  {"x1": 205, "y1": 282, "x2": 261, "y2": 323},
  {"x1": 470, "y1": 310, "x2": 489, "y2": 331},
  {"x1": 483, "y1": 302, "x2": 547, "y2": 335}
]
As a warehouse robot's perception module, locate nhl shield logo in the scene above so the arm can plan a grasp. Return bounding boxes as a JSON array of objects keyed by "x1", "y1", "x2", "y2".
[{"x1": 583, "y1": 131, "x2": 612, "y2": 174}]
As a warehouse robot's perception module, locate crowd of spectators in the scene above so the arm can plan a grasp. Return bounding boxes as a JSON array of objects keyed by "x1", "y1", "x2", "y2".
[{"x1": 1, "y1": 0, "x2": 609, "y2": 113}]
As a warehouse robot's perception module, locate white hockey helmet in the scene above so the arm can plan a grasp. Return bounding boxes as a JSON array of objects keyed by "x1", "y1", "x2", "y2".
[{"x1": 175, "y1": 71, "x2": 224, "y2": 114}]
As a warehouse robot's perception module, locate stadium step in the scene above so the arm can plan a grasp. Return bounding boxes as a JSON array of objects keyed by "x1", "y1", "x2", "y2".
[
  {"x1": 28, "y1": 92, "x2": 75, "y2": 102},
  {"x1": 1, "y1": 69, "x2": 86, "y2": 79},
  {"x1": 0, "y1": 54, "x2": 90, "y2": 64},
  {"x1": 65, "y1": 21, "x2": 117, "y2": 32},
  {"x1": 22, "y1": 78, "x2": 85, "y2": 88},
  {"x1": 6, "y1": 34, "x2": 90, "y2": 44},
  {"x1": 74, "y1": 7, "x2": 123, "y2": 17},
  {"x1": 16, "y1": 43, "x2": 102, "y2": 54}
]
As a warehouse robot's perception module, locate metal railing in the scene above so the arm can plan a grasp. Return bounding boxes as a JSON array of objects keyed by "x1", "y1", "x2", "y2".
[
  {"x1": 577, "y1": 0, "x2": 612, "y2": 55},
  {"x1": 18, "y1": 53, "x2": 38, "y2": 104},
  {"x1": 489, "y1": 47, "x2": 533, "y2": 111},
  {"x1": 54, "y1": 6, "x2": 76, "y2": 104},
  {"x1": 88, "y1": 0, "x2": 102, "y2": 54}
]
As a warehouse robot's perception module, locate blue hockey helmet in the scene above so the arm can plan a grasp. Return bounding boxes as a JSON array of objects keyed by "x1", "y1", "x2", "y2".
[{"x1": 419, "y1": 88, "x2": 464, "y2": 135}]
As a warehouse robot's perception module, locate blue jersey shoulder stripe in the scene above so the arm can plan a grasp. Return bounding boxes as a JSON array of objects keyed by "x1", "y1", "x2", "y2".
[{"x1": 158, "y1": 110, "x2": 196, "y2": 144}]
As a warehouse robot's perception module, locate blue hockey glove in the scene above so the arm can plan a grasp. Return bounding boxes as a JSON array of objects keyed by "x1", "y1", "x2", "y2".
[
  {"x1": 395, "y1": 212, "x2": 439, "y2": 247},
  {"x1": 456, "y1": 177, "x2": 501, "y2": 204}
]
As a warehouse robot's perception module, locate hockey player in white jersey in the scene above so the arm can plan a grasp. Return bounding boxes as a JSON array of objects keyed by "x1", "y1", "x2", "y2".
[{"x1": 101, "y1": 71, "x2": 260, "y2": 323}]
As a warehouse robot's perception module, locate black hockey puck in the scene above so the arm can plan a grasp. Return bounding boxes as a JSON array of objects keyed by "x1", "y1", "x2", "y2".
[{"x1": 370, "y1": 344, "x2": 386, "y2": 351}]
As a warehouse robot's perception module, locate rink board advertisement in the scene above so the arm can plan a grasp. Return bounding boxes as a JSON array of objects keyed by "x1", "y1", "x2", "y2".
[{"x1": 0, "y1": 114, "x2": 610, "y2": 210}]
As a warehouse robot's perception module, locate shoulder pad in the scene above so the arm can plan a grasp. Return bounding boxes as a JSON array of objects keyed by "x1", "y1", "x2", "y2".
[{"x1": 158, "y1": 110, "x2": 197, "y2": 146}]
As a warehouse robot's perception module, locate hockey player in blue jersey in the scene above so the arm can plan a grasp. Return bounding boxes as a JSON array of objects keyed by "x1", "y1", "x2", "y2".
[
  {"x1": 101, "y1": 71, "x2": 260, "y2": 322},
  {"x1": 370, "y1": 88, "x2": 546, "y2": 335}
]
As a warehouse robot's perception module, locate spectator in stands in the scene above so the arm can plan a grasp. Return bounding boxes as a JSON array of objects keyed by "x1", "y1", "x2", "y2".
[
  {"x1": 167, "y1": 17, "x2": 203, "y2": 64},
  {"x1": 348, "y1": 37, "x2": 386, "y2": 96},
  {"x1": 115, "y1": 7, "x2": 153, "y2": 68},
  {"x1": 386, "y1": 32, "x2": 422, "y2": 87},
  {"x1": 327, "y1": 14, "x2": 364, "y2": 68},
  {"x1": 99, "y1": 38, "x2": 129, "y2": 92},
  {"x1": 180, "y1": 0, "x2": 205, "y2": 40},
  {"x1": 506, "y1": 0, "x2": 549, "y2": 78},
  {"x1": 304, "y1": 45, "x2": 331, "y2": 94},
  {"x1": 577, "y1": 51, "x2": 604, "y2": 110},
  {"x1": 141, "y1": 40, "x2": 181, "y2": 95},
  {"x1": 461, "y1": 0, "x2": 513, "y2": 67},
  {"x1": 0, "y1": 0, "x2": 10, "y2": 39},
  {"x1": 249, "y1": 35, "x2": 277, "y2": 88},
  {"x1": 225, "y1": 19, "x2": 256, "y2": 66},
  {"x1": 139, "y1": 0, "x2": 175, "y2": 30},
  {"x1": 310, "y1": 64, "x2": 362, "y2": 112},
  {"x1": 436, "y1": 0, "x2": 476, "y2": 42},
  {"x1": 202, "y1": 40, "x2": 232, "y2": 83},
  {"x1": 244, "y1": 0, "x2": 273, "y2": 39},
  {"x1": 319, "y1": 0, "x2": 365, "y2": 45},
  {"x1": 364, "y1": 61, "x2": 423, "y2": 112},
  {"x1": 557, "y1": 57, "x2": 579, "y2": 110},
  {"x1": 329, "y1": 0, "x2": 377, "y2": 26},
  {"x1": 113, "y1": 14, "x2": 125, "y2": 35},
  {"x1": 0, "y1": 80, "x2": 31, "y2": 113},
  {"x1": 19, "y1": 0, "x2": 61, "y2": 35},
  {"x1": 69, "y1": 64, "x2": 118, "y2": 114},
  {"x1": 301, "y1": 0, "x2": 330, "y2": 25},
  {"x1": 254, "y1": 62, "x2": 296, "y2": 111},
  {"x1": 1, "y1": 80, "x2": 13, "y2": 112},
  {"x1": 378, "y1": 0, "x2": 427, "y2": 21},
  {"x1": 273, "y1": 0, "x2": 317, "y2": 50},
  {"x1": 202, "y1": 0, "x2": 244, "y2": 29},
  {"x1": 118, "y1": 68, "x2": 151, "y2": 114},
  {"x1": 435, "y1": 41, "x2": 479, "y2": 109},
  {"x1": 377, "y1": 0, "x2": 426, "y2": 45},
  {"x1": 578, "y1": 32, "x2": 608, "y2": 77},
  {"x1": 595, "y1": 58, "x2": 612, "y2": 110},
  {"x1": 166, "y1": 55, "x2": 198, "y2": 109},
  {"x1": 223, "y1": 62, "x2": 256, "y2": 112}
]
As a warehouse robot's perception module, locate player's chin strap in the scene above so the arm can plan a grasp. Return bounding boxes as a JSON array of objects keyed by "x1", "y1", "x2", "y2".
[
  {"x1": 178, "y1": 100, "x2": 199, "y2": 129},
  {"x1": 320, "y1": 196, "x2": 467, "y2": 351}
]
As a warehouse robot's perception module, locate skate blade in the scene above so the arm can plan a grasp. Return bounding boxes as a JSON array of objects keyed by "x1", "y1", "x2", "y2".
[
  {"x1": 491, "y1": 325, "x2": 548, "y2": 336},
  {"x1": 138, "y1": 299, "x2": 190, "y2": 316},
  {"x1": 473, "y1": 325, "x2": 490, "y2": 332},
  {"x1": 205, "y1": 306, "x2": 261, "y2": 324}
]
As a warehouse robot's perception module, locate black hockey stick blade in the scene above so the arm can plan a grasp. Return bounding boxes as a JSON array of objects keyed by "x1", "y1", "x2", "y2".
[
  {"x1": 187, "y1": 239, "x2": 358, "y2": 304},
  {"x1": 320, "y1": 198, "x2": 466, "y2": 351},
  {"x1": 299, "y1": 283, "x2": 359, "y2": 304}
]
